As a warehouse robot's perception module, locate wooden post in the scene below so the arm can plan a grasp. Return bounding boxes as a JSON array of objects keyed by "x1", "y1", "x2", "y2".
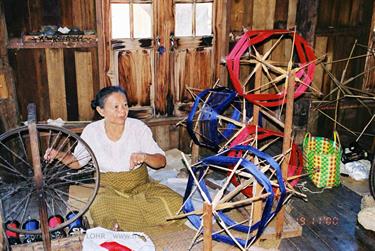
[
  {"x1": 203, "y1": 202, "x2": 212, "y2": 251},
  {"x1": 191, "y1": 143, "x2": 200, "y2": 164},
  {"x1": 252, "y1": 66, "x2": 262, "y2": 238},
  {"x1": 295, "y1": 0, "x2": 319, "y2": 137},
  {"x1": 275, "y1": 71, "x2": 296, "y2": 238},
  {"x1": 27, "y1": 104, "x2": 51, "y2": 251},
  {"x1": 295, "y1": 0, "x2": 319, "y2": 45},
  {"x1": 213, "y1": 0, "x2": 230, "y2": 85},
  {"x1": 252, "y1": 67, "x2": 261, "y2": 126},
  {"x1": 154, "y1": 0, "x2": 174, "y2": 115},
  {"x1": 95, "y1": 0, "x2": 106, "y2": 88}
]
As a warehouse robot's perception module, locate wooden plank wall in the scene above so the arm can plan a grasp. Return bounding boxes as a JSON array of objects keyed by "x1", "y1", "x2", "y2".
[
  {"x1": 229, "y1": 0, "x2": 298, "y2": 33},
  {"x1": 315, "y1": 0, "x2": 373, "y2": 93},
  {"x1": 314, "y1": 0, "x2": 373, "y2": 94},
  {"x1": 363, "y1": 2, "x2": 375, "y2": 90},
  {"x1": 5, "y1": 0, "x2": 99, "y2": 122},
  {"x1": 75, "y1": 51, "x2": 95, "y2": 120},
  {"x1": 174, "y1": 49, "x2": 213, "y2": 104},
  {"x1": 46, "y1": 48, "x2": 67, "y2": 120},
  {"x1": 310, "y1": 0, "x2": 374, "y2": 138},
  {"x1": 60, "y1": 0, "x2": 96, "y2": 30},
  {"x1": 171, "y1": 42, "x2": 214, "y2": 116},
  {"x1": 0, "y1": 1, "x2": 18, "y2": 133}
]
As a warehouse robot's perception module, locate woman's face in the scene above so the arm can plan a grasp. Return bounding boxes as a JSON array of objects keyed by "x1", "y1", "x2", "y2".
[{"x1": 97, "y1": 92, "x2": 128, "y2": 125}]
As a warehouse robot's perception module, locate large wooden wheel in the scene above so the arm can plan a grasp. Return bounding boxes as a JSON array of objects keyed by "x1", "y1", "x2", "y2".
[{"x1": 0, "y1": 123, "x2": 99, "y2": 242}]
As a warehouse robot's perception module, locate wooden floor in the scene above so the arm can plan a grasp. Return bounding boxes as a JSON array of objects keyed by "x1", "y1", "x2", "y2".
[
  {"x1": 4, "y1": 178, "x2": 375, "y2": 251},
  {"x1": 279, "y1": 178, "x2": 375, "y2": 251}
]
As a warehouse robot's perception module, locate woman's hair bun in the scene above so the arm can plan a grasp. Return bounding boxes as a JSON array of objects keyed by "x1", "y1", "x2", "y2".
[{"x1": 91, "y1": 99, "x2": 98, "y2": 110}]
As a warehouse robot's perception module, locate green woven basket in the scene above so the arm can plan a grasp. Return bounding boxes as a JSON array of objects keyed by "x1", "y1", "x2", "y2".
[{"x1": 303, "y1": 131, "x2": 342, "y2": 188}]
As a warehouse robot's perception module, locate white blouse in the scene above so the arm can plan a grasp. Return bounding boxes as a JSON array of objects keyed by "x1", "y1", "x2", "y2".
[{"x1": 74, "y1": 118, "x2": 165, "y2": 172}]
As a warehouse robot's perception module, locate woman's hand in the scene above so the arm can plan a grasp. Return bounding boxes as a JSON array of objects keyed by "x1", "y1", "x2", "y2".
[
  {"x1": 129, "y1": 152, "x2": 147, "y2": 170},
  {"x1": 43, "y1": 148, "x2": 81, "y2": 169},
  {"x1": 43, "y1": 148, "x2": 62, "y2": 162},
  {"x1": 129, "y1": 152, "x2": 166, "y2": 170}
]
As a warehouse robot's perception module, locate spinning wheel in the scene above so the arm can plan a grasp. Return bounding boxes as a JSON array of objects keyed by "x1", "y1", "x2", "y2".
[
  {"x1": 181, "y1": 145, "x2": 287, "y2": 249},
  {"x1": 226, "y1": 29, "x2": 316, "y2": 107},
  {"x1": 0, "y1": 104, "x2": 99, "y2": 249}
]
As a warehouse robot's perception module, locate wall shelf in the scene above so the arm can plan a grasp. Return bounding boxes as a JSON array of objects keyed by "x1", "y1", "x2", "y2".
[{"x1": 7, "y1": 38, "x2": 97, "y2": 49}]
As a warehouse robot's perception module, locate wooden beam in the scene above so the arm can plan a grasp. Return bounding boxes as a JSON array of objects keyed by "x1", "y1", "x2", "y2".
[
  {"x1": 61, "y1": 116, "x2": 184, "y2": 133},
  {"x1": 287, "y1": 0, "x2": 298, "y2": 28},
  {"x1": 154, "y1": 0, "x2": 174, "y2": 115},
  {"x1": 95, "y1": 0, "x2": 106, "y2": 88},
  {"x1": 11, "y1": 234, "x2": 84, "y2": 251},
  {"x1": 275, "y1": 71, "x2": 296, "y2": 238},
  {"x1": 0, "y1": 1, "x2": 8, "y2": 63},
  {"x1": 27, "y1": 104, "x2": 51, "y2": 251},
  {"x1": 46, "y1": 48, "x2": 67, "y2": 120},
  {"x1": 213, "y1": 0, "x2": 230, "y2": 85},
  {"x1": 191, "y1": 143, "x2": 199, "y2": 164},
  {"x1": 260, "y1": 212, "x2": 302, "y2": 240},
  {"x1": 75, "y1": 51, "x2": 94, "y2": 120},
  {"x1": 316, "y1": 26, "x2": 370, "y2": 36},
  {"x1": 0, "y1": 73, "x2": 8, "y2": 98},
  {"x1": 309, "y1": 35, "x2": 328, "y2": 135},
  {"x1": 203, "y1": 202, "x2": 212, "y2": 251},
  {"x1": 252, "y1": 66, "x2": 262, "y2": 240},
  {"x1": 274, "y1": 0, "x2": 289, "y2": 29},
  {"x1": 296, "y1": 0, "x2": 319, "y2": 45}
]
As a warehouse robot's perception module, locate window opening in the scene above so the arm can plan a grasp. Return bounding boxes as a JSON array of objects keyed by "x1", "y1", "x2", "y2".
[
  {"x1": 111, "y1": 2, "x2": 152, "y2": 39},
  {"x1": 175, "y1": 1, "x2": 213, "y2": 37}
]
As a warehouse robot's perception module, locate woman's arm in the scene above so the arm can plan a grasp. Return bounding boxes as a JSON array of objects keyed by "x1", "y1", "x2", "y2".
[
  {"x1": 129, "y1": 152, "x2": 166, "y2": 170},
  {"x1": 44, "y1": 148, "x2": 81, "y2": 169}
]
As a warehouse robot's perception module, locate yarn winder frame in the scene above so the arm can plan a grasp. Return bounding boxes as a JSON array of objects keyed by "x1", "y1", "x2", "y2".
[{"x1": 173, "y1": 29, "x2": 316, "y2": 250}]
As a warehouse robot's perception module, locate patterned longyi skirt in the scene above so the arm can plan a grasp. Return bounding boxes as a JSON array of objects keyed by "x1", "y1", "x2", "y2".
[{"x1": 89, "y1": 165, "x2": 183, "y2": 231}]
